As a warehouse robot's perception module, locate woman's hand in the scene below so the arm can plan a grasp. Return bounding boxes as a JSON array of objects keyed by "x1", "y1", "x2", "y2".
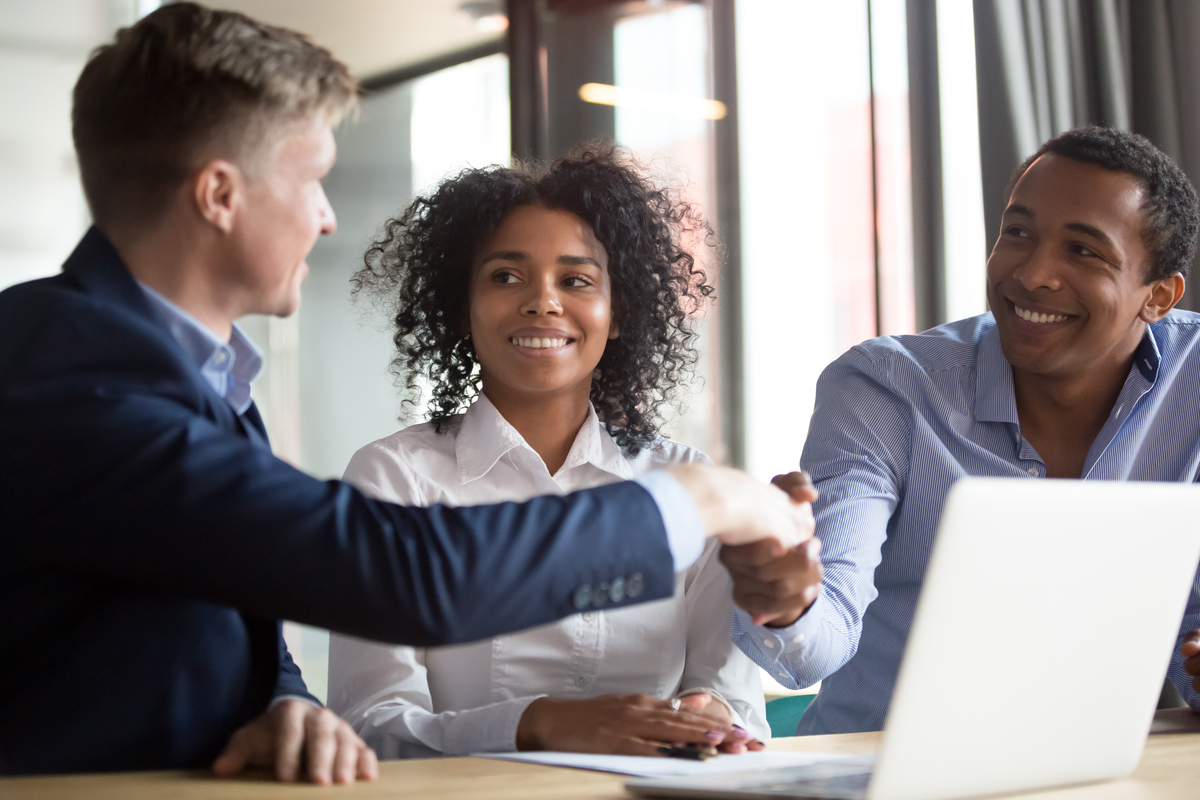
[
  {"x1": 515, "y1": 694, "x2": 739, "y2": 756},
  {"x1": 677, "y1": 693, "x2": 763, "y2": 753}
]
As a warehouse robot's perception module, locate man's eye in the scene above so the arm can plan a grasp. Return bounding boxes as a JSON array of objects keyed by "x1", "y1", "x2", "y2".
[
  {"x1": 1071, "y1": 243, "x2": 1098, "y2": 257},
  {"x1": 1003, "y1": 225, "x2": 1029, "y2": 238}
]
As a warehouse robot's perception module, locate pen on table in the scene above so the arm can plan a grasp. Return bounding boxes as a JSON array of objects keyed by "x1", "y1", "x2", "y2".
[{"x1": 658, "y1": 746, "x2": 716, "y2": 761}]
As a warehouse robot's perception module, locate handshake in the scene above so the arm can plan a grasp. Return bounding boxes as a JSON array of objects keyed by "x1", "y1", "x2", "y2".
[{"x1": 667, "y1": 465, "x2": 825, "y2": 628}]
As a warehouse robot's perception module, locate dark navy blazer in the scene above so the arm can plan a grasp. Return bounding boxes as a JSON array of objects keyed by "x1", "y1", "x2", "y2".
[{"x1": 0, "y1": 229, "x2": 673, "y2": 774}]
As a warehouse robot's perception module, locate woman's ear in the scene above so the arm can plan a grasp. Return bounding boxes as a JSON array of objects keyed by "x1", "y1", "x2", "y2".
[{"x1": 608, "y1": 318, "x2": 619, "y2": 340}]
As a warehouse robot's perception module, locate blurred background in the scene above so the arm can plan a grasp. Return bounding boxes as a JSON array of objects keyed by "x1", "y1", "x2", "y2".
[{"x1": 4, "y1": 0, "x2": 1199, "y2": 703}]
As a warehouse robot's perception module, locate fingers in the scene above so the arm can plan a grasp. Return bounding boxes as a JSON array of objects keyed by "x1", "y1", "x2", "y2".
[
  {"x1": 614, "y1": 696, "x2": 731, "y2": 749},
  {"x1": 722, "y1": 537, "x2": 823, "y2": 628},
  {"x1": 331, "y1": 726, "x2": 362, "y2": 785},
  {"x1": 303, "y1": 707, "x2": 343, "y2": 785},
  {"x1": 665, "y1": 465, "x2": 814, "y2": 549},
  {"x1": 771, "y1": 471, "x2": 819, "y2": 505},
  {"x1": 274, "y1": 701, "x2": 308, "y2": 783},
  {"x1": 211, "y1": 699, "x2": 376, "y2": 785},
  {"x1": 357, "y1": 743, "x2": 379, "y2": 782},
  {"x1": 211, "y1": 726, "x2": 256, "y2": 777}
]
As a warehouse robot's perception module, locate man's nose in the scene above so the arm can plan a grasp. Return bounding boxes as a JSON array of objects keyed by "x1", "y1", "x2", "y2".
[
  {"x1": 1012, "y1": 244, "x2": 1062, "y2": 292},
  {"x1": 319, "y1": 187, "x2": 337, "y2": 236},
  {"x1": 520, "y1": 276, "x2": 562, "y2": 315}
]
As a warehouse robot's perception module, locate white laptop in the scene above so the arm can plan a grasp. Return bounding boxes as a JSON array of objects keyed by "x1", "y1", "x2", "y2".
[{"x1": 627, "y1": 478, "x2": 1200, "y2": 800}]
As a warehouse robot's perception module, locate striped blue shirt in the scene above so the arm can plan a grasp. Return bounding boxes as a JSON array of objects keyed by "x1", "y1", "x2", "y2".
[{"x1": 732, "y1": 311, "x2": 1200, "y2": 734}]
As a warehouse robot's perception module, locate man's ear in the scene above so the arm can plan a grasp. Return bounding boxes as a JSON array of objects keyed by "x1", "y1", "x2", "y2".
[
  {"x1": 1140, "y1": 273, "x2": 1186, "y2": 323},
  {"x1": 193, "y1": 159, "x2": 241, "y2": 234}
]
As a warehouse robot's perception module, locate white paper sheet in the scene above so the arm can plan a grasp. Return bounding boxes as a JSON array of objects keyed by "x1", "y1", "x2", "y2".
[{"x1": 476, "y1": 749, "x2": 873, "y2": 778}]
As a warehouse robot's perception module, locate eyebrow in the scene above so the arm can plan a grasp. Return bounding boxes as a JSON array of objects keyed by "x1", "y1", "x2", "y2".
[
  {"x1": 1002, "y1": 204, "x2": 1115, "y2": 247},
  {"x1": 480, "y1": 251, "x2": 603, "y2": 268}
]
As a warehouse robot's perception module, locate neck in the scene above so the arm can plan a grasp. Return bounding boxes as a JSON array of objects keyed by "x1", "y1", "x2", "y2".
[
  {"x1": 106, "y1": 219, "x2": 237, "y2": 342},
  {"x1": 482, "y1": 379, "x2": 593, "y2": 475},
  {"x1": 1011, "y1": 346, "x2": 1138, "y2": 478}
]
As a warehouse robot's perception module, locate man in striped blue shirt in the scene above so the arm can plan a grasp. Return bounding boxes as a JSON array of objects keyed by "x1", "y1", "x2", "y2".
[{"x1": 724, "y1": 126, "x2": 1200, "y2": 735}]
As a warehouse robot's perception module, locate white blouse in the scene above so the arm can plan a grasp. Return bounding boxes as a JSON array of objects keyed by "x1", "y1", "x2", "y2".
[{"x1": 327, "y1": 395, "x2": 768, "y2": 758}]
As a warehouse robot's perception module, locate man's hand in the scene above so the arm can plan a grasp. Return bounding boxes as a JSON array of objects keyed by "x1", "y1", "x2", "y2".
[
  {"x1": 212, "y1": 698, "x2": 378, "y2": 785},
  {"x1": 665, "y1": 465, "x2": 815, "y2": 550},
  {"x1": 515, "y1": 694, "x2": 747, "y2": 756},
  {"x1": 721, "y1": 471, "x2": 823, "y2": 627},
  {"x1": 1181, "y1": 630, "x2": 1200, "y2": 692}
]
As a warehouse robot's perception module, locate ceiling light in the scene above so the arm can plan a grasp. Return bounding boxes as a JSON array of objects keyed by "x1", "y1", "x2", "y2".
[
  {"x1": 578, "y1": 83, "x2": 728, "y2": 121},
  {"x1": 459, "y1": 1, "x2": 509, "y2": 32}
]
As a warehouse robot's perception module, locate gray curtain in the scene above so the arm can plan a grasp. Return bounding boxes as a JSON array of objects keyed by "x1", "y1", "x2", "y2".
[
  {"x1": 974, "y1": 1, "x2": 1195, "y2": 709},
  {"x1": 974, "y1": 0, "x2": 1200, "y2": 310}
]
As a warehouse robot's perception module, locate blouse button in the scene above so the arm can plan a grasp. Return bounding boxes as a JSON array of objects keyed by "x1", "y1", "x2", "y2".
[
  {"x1": 575, "y1": 676, "x2": 588, "y2": 688},
  {"x1": 1026, "y1": 467, "x2": 1039, "y2": 477}
]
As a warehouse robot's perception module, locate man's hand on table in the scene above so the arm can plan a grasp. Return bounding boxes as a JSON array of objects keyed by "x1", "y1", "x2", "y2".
[
  {"x1": 515, "y1": 693, "x2": 758, "y2": 756},
  {"x1": 720, "y1": 471, "x2": 824, "y2": 627},
  {"x1": 665, "y1": 465, "x2": 815, "y2": 550},
  {"x1": 1181, "y1": 630, "x2": 1200, "y2": 692},
  {"x1": 212, "y1": 698, "x2": 378, "y2": 785}
]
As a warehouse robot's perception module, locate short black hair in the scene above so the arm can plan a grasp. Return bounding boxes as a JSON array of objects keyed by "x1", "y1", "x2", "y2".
[
  {"x1": 352, "y1": 143, "x2": 715, "y2": 455},
  {"x1": 1005, "y1": 125, "x2": 1199, "y2": 282}
]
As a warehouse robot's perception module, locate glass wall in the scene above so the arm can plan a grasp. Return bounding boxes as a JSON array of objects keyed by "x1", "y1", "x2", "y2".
[
  {"x1": 735, "y1": 0, "x2": 914, "y2": 482},
  {"x1": 0, "y1": 0, "x2": 140, "y2": 293}
]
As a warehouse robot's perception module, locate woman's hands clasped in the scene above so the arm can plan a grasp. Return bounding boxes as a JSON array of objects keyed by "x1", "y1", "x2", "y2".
[{"x1": 514, "y1": 693, "x2": 761, "y2": 756}]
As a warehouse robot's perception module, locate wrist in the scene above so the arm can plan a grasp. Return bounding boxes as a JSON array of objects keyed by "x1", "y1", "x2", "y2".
[
  {"x1": 516, "y1": 697, "x2": 554, "y2": 751},
  {"x1": 765, "y1": 610, "x2": 805, "y2": 628}
]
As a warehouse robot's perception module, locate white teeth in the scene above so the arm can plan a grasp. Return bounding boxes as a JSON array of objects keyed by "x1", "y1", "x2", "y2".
[
  {"x1": 1014, "y1": 305, "x2": 1068, "y2": 324},
  {"x1": 512, "y1": 337, "x2": 568, "y2": 349}
]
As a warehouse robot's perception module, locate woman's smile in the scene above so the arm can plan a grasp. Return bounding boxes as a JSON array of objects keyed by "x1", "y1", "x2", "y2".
[{"x1": 469, "y1": 204, "x2": 616, "y2": 400}]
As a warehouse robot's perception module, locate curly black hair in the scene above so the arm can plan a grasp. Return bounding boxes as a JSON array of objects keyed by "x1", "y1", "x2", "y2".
[
  {"x1": 1005, "y1": 125, "x2": 1199, "y2": 282},
  {"x1": 353, "y1": 144, "x2": 716, "y2": 454}
]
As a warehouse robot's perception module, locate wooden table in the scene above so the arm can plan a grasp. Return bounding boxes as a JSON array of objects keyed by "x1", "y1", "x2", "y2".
[{"x1": 5, "y1": 709, "x2": 1200, "y2": 799}]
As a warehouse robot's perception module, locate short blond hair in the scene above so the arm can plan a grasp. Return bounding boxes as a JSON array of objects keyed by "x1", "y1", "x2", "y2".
[{"x1": 72, "y1": 2, "x2": 358, "y2": 232}]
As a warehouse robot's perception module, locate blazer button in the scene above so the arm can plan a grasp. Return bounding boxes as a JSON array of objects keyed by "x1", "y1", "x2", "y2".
[
  {"x1": 609, "y1": 576, "x2": 625, "y2": 603},
  {"x1": 592, "y1": 582, "x2": 609, "y2": 607},
  {"x1": 626, "y1": 573, "x2": 644, "y2": 598},
  {"x1": 573, "y1": 584, "x2": 592, "y2": 610}
]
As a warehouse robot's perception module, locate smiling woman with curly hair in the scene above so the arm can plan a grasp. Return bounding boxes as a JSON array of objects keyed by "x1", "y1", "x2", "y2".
[
  {"x1": 327, "y1": 144, "x2": 769, "y2": 761},
  {"x1": 351, "y1": 143, "x2": 713, "y2": 452}
]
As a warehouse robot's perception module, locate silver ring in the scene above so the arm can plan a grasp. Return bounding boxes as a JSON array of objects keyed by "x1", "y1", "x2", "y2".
[{"x1": 669, "y1": 698, "x2": 682, "y2": 712}]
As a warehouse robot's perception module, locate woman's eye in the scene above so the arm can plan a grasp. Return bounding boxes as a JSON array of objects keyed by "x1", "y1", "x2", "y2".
[
  {"x1": 563, "y1": 276, "x2": 591, "y2": 287},
  {"x1": 1003, "y1": 225, "x2": 1029, "y2": 238},
  {"x1": 493, "y1": 271, "x2": 519, "y2": 284}
]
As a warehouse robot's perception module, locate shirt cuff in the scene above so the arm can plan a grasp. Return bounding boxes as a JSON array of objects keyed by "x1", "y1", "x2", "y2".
[
  {"x1": 634, "y1": 471, "x2": 706, "y2": 572},
  {"x1": 731, "y1": 596, "x2": 825, "y2": 689}
]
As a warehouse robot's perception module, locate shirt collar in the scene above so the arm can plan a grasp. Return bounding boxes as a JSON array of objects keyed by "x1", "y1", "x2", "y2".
[
  {"x1": 135, "y1": 280, "x2": 263, "y2": 415},
  {"x1": 1133, "y1": 324, "x2": 1162, "y2": 382},
  {"x1": 974, "y1": 322, "x2": 1019, "y2": 424},
  {"x1": 455, "y1": 394, "x2": 635, "y2": 485},
  {"x1": 973, "y1": 318, "x2": 1163, "y2": 424}
]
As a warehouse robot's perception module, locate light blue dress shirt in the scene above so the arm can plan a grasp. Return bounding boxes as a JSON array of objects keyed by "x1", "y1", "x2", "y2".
[
  {"x1": 133, "y1": 281, "x2": 705, "y2": 572},
  {"x1": 733, "y1": 311, "x2": 1200, "y2": 734},
  {"x1": 136, "y1": 281, "x2": 263, "y2": 414}
]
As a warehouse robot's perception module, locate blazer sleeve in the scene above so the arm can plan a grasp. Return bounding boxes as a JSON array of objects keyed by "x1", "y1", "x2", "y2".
[
  {"x1": 1, "y1": 292, "x2": 676, "y2": 649},
  {"x1": 275, "y1": 632, "x2": 320, "y2": 705}
]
